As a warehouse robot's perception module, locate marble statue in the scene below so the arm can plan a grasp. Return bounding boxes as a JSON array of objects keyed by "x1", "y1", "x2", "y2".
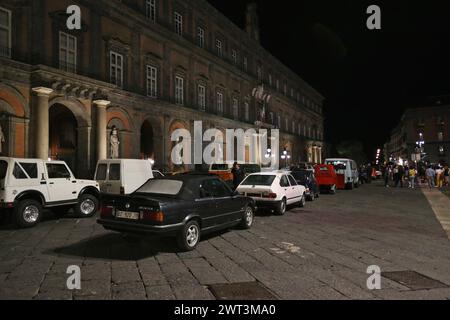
[{"x1": 110, "y1": 125, "x2": 120, "y2": 159}]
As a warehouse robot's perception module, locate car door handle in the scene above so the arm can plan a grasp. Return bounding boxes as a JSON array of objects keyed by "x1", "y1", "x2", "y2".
[
  {"x1": 49, "y1": 182, "x2": 54, "y2": 185},
  {"x1": 40, "y1": 181, "x2": 47, "y2": 185}
]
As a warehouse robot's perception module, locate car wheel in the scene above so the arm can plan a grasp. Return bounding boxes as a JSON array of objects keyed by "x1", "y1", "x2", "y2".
[
  {"x1": 309, "y1": 192, "x2": 315, "y2": 201},
  {"x1": 299, "y1": 194, "x2": 306, "y2": 207},
  {"x1": 239, "y1": 205, "x2": 254, "y2": 229},
  {"x1": 74, "y1": 194, "x2": 99, "y2": 218},
  {"x1": 14, "y1": 199, "x2": 42, "y2": 228},
  {"x1": 275, "y1": 198, "x2": 287, "y2": 215},
  {"x1": 354, "y1": 181, "x2": 359, "y2": 188},
  {"x1": 177, "y1": 220, "x2": 201, "y2": 251}
]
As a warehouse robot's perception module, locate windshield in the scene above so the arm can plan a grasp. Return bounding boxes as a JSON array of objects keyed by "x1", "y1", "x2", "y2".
[
  {"x1": 0, "y1": 160, "x2": 8, "y2": 179},
  {"x1": 211, "y1": 164, "x2": 229, "y2": 171},
  {"x1": 135, "y1": 179, "x2": 183, "y2": 195},
  {"x1": 241, "y1": 174, "x2": 275, "y2": 186}
]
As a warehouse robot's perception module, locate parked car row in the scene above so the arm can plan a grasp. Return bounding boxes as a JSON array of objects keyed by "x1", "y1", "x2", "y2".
[{"x1": 0, "y1": 156, "x2": 360, "y2": 252}]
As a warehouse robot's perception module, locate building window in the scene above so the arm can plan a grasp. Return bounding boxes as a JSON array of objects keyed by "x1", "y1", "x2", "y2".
[
  {"x1": 110, "y1": 51, "x2": 123, "y2": 88},
  {"x1": 276, "y1": 79, "x2": 280, "y2": 92},
  {"x1": 146, "y1": 65, "x2": 157, "y2": 98},
  {"x1": 308, "y1": 126, "x2": 311, "y2": 138},
  {"x1": 290, "y1": 88, "x2": 294, "y2": 98},
  {"x1": 438, "y1": 132, "x2": 443, "y2": 141},
  {"x1": 232, "y1": 49, "x2": 237, "y2": 64},
  {"x1": 243, "y1": 56, "x2": 248, "y2": 71},
  {"x1": 244, "y1": 102, "x2": 249, "y2": 122},
  {"x1": 298, "y1": 123, "x2": 301, "y2": 135},
  {"x1": 216, "y1": 39, "x2": 222, "y2": 57},
  {"x1": 269, "y1": 74, "x2": 272, "y2": 86},
  {"x1": 174, "y1": 12, "x2": 183, "y2": 36},
  {"x1": 285, "y1": 118, "x2": 288, "y2": 131},
  {"x1": 216, "y1": 92, "x2": 223, "y2": 114},
  {"x1": 145, "y1": 0, "x2": 156, "y2": 22},
  {"x1": 59, "y1": 32, "x2": 77, "y2": 73},
  {"x1": 198, "y1": 84, "x2": 206, "y2": 111},
  {"x1": 197, "y1": 27, "x2": 204, "y2": 48},
  {"x1": 257, "y1": 65, "x2": 262, "y2": 82},
  {"x1": 175, "y1": 76, "x2": 184, "y2": 105},
  {"x1": 292, "y1": 121, "x2": 295, "y2": 133},
  {"x1": 439, "y1": 145, "x2": 445, "y2": 155},
  {"x1": 232, "y1": 98, "x2": 239, "y2": 119},
  {"x1": 277, "y1": 115, "x2": 281, "y2": 128},
  {"x1": 0, "y1": 7, "x2": 11, "y2": 58},
  {"x1": 283, "y1": 83, "x2": 287, "y2": 95}
]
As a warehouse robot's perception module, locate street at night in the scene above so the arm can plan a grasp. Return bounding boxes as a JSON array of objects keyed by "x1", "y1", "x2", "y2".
[
  {"x1": 1, "y1": 0, "x2": 450, "y2": 312},
  {"x1": 1, "y1": 181, "x2": 449, "y2": 300}
]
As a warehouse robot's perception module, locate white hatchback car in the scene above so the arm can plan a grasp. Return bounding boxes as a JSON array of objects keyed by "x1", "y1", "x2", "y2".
[{"x1": 236, "y1": 171, "x2": 306, "y2": 215}]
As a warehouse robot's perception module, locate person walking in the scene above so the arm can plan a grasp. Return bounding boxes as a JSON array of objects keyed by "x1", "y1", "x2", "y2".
[
  {"x1": 384, "y1": 165, "x2": 391, "y2": 187},
  {"x1": 436, "y1": 166, "x2": 444, "y2": 188},
  {"x1": 425, "y1": 166, "x2": 436, "y2": 188},
  {"x1": 409, "y1": 166, "x2": 417, "y2": 189},
  {"x1": 231, "y1": 162, "x2": 244, "y2": 190}
]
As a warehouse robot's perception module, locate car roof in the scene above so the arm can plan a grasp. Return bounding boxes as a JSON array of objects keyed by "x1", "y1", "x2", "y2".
[
  {"x1": 325, "y1": 158, "x2": 352, "y2": 162},
  {"x1": 246, "y1": 171, "x2": 286, "y2": 177}
]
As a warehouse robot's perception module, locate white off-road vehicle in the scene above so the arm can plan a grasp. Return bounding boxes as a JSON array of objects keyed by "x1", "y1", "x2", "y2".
[{"x1": 0, "y1": 157, "x2": 100, "y2": 228}]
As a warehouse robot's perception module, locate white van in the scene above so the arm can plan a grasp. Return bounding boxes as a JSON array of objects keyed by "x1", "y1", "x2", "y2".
[
  {"x1": 325, "y1": 158, "x2": 359, "y2": 189},
  {"x1": 94, "y1": 159, "x2": 154, "y2": 195}
]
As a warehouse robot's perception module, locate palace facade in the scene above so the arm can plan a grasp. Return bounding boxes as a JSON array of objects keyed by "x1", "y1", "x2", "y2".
[{"x1": 0, "y1": 0, "x2": 324, "y2": 177}]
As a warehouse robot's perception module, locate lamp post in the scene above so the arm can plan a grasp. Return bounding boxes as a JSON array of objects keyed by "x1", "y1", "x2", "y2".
[{"x1": 280, "y1": 148, "x2": 290, "y2": 169}]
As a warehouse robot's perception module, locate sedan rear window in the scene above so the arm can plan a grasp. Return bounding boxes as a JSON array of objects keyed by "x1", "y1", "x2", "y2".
[
  {"x1": 240, "y1": 174, "x2": 275, "y2": 186},
  {"x1": 136, "y1": 179, "x2": 183, "y2": 195}
]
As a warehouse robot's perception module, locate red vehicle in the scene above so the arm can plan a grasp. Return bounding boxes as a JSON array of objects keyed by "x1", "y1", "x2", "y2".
[{"x1": 314, "y1": 164, "x2": 338, "y2": 194}]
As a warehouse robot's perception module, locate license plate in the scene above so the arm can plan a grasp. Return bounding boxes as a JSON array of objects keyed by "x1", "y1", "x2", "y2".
[{"x1": 116, "y1": 210, "x2": 139, "y2": 220}]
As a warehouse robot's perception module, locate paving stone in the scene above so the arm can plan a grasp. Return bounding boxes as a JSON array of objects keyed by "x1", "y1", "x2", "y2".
[
  {"x1": 172, "y1": 284, "x2": 215, "y2": 300},
  {"x1": 145, "y1": 285, "x2": 176, "y2": 300}
]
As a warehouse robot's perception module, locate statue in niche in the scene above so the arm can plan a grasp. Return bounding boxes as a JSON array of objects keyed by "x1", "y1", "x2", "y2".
[{"x1": 110, "y1": 125, "x2": 120, "y2": 159}]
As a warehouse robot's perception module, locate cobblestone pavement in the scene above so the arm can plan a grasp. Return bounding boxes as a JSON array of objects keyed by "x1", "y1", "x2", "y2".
[{"x1": 1, "y1": 181, "x2": 450, "y2": 300}]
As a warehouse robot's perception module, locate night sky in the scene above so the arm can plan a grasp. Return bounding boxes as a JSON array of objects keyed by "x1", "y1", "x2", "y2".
[{"x1": 206, "y1": 0, "x2": 450, "y2": 159}]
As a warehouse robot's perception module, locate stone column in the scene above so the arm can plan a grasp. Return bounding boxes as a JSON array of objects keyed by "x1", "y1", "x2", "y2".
[
  {"x1": 32, "y1": 87, "x2": 53, "y2": 160},
  {"x1": 94, "y1": 100, "x2": 110, "y2": 161}
]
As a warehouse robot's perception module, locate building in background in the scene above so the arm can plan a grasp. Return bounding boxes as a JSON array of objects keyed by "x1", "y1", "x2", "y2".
[
  {"x1": 0, "y1": 0, "x2": 324, "y2": 177},
  {"x1": 384, "y1": 104, "x2": 450, "y2": 166}
]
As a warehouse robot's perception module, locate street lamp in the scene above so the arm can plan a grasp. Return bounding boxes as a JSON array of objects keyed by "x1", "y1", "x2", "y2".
[{"x1": 280, "y1": 149, "x2": 290, "y2": 168}]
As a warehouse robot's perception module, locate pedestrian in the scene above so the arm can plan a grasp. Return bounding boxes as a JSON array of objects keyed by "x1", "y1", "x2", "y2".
[
  {"x1": 444, "y1": 164, "x2": 449, "y2": 187},
  {"x1": 231, "y1": 162, "x2": 244, "y2": 190},
  {"x1": 398, "y1": 165, "x2": 404, "y2": 188},
  {"x1": 393, "y1": 165, "x2": 399, "y2": 187},
  {"x1": 436, "y1": 166, "x2": 444, "y2": 188},
  {"x1": 409, "y1": 166, "x2": 417, "y2": 189},
  {"x1": 405, "y1": 166, "x2": 410, "y2": 188},
  {"x1": 384, "y1": 165, "x2": 391, "y2": 187},
  {"x1": 425, "y1": 166, "x2": 436, "y2": 188}
]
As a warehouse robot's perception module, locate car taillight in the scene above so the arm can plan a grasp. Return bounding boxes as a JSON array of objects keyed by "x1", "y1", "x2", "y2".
[
  {"x1": 100, "y1": 206, "x2": 114, "y2": 218},
  {"x1": 262, "y1": 192, "x2": 277, "y2": 199},
  {"x1": 120, "y1": 186, "x2": 125, "y2": 195},
  {"x1": 140, "y1": 210, "x2": 164, "y2": 222}
]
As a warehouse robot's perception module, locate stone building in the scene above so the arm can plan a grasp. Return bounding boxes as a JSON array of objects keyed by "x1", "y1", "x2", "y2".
[
  {"x1": 384, "y1": 104, "x2": 450, "y2": 165},
  {"x1": 0, "y1": 0, "x2": 324, "y2": 177}
]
